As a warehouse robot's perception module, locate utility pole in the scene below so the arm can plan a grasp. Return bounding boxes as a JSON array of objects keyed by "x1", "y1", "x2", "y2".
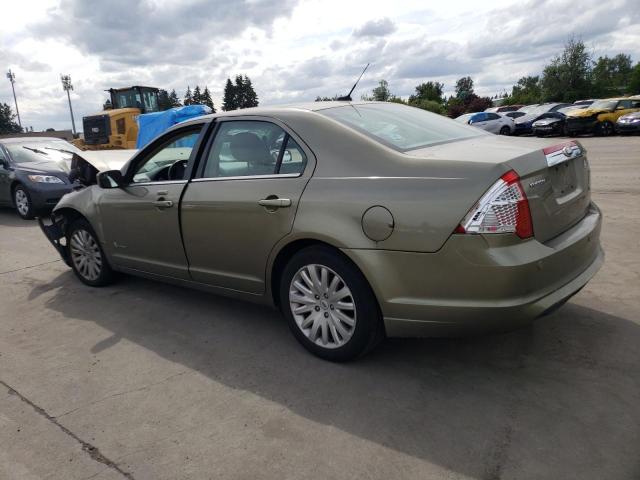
[
  {"x1": 60, "y1": 74, "x2": 76, "y2": 135},
  {"x1": 6, "y1": 69, "x2": 22, "y2": 129}
]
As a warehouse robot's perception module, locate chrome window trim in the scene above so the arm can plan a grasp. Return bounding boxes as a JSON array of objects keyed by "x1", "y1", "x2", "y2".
[
  {"x1": 126, "y1": 180, "x2": 188, "y2": 187},
  {"x1": 192, "y1": 173, "x2": 301, "y2": 183}
]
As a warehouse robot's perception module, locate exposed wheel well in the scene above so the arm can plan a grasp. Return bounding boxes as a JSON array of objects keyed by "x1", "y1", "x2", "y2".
[
  {"x1": 270, "y1": 239, "x2": 373, "y2": 309},
  {"x1": 10, "y1": 181, "x2": 22, "y2": 205}
]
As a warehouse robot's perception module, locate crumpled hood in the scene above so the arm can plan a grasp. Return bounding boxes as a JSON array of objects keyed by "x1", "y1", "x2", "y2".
[{"x1": 72, "y1": 149, "x2": 138, "y2": 172}]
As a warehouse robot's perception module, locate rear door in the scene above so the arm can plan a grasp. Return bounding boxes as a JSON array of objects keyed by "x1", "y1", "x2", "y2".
[
  {"x1": 180, "y1": 117, "x2": 315, "y2": 294},
  {"x1": 97, "y1": 124, "x2": 205, "y2": 279}
]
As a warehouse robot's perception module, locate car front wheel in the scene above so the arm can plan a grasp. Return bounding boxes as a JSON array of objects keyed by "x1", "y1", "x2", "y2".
[
  {"x1": 13, "y1": 184, "x2": 35, "y2": 220},
  {"x1": 67, "y1": 219, "x2": 115, "y2": 287},
  {"x1": 279, "y1": 246, "x2": 383, "y2": 361}
]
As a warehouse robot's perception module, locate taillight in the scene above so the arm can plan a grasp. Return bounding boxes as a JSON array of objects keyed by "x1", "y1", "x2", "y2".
[{"x1": 455, "y1": 170, "x2": 533, "y2": 239}]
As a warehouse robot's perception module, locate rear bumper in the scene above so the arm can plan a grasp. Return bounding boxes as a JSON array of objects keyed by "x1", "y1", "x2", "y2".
[{"x1": 343, "y1": 203, "x2": 603, "y2": 337}]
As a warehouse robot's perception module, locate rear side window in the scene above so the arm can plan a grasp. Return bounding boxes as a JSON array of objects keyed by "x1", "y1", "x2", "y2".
[
  {"x1": 319, "y1": 103, "x2": 483, "y2": 152},
  {"x1": 202, "y1": 121, "x2": 306, "y2": 178},
  {"x1": 486, "y1": 113, "x2": 501, "y2": 120}
]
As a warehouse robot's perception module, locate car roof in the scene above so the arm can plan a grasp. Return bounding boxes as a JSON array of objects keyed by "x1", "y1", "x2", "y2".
[
  {"x1": 0, "y1": 136, "x2": 69, "y2": 145},
  {"x1": 172, "y1": 101, "x2": 407, "y2": 129}
]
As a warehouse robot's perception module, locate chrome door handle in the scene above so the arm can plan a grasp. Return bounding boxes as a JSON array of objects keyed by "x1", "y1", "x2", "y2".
[
  {"x1": 153, "y1": 200, "x2": 174, "y2": 209},
  {"x1": 258, "y1": 198, "x2": 291, "y2": 208}
]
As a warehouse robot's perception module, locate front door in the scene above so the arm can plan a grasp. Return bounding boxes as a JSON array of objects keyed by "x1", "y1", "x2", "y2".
[
  {"x1": 0, "y1": 147, "x2": 12, "y2": 205},
  {"x1": 180, "y1": 119, "x2": 314, "y2": 294},
  {"x1": 97, "y1": 126, "x2": 204, "y2": 279}
]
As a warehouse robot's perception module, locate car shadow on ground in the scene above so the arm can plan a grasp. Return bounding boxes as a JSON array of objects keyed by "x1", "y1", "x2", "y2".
[{"x1": 37, "y1": 270, "x2": 640, "y2": 479}]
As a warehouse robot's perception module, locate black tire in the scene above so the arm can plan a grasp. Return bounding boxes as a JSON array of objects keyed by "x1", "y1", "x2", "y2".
[
  {"x1": 279, "y1": 246, "x2": 384, "y2": 361},
  {"x1": 13, "y1": 184, "x2": 35, "y2": 220},
  {"x1": 499, "y1": 126, "x2": 511, "y2": 136},
  {"x1": 597, "y1": 121, "x2": 614, "y2": 137},
  {"x1": 67, "y1": 218, "x2": 115, "y2": 287}
]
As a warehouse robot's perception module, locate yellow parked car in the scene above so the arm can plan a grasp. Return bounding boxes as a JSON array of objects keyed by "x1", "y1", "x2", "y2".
[{"x1": 565, "y1": 97, "x2": 640, "y2": 136}]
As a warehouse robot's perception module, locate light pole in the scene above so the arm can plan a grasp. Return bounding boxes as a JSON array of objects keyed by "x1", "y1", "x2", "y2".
[
  {"x1": 60, "y1": 74, "x2": 76, "y2": 135},
  {"x1": 6, "y1": 69, "x2": 22, "y2": 129}
]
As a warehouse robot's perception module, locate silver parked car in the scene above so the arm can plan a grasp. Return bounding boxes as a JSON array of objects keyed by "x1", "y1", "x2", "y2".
[
  {"x1": 455, "y1": 112, "x2": 515, "y2": 135},
  {"x1": 39, "y1": 102, "x2": 603, "y2": 361}
]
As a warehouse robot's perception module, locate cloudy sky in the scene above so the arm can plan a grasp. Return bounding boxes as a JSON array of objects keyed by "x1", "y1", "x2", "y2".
[{"x1": 1, "y1": 0, "x2": 639, "y2": 131}]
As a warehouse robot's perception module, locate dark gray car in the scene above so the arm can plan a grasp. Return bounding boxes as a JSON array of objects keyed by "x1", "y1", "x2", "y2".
[{"x1": 0, "y1": 137, "x2": 79, "y2": 219}]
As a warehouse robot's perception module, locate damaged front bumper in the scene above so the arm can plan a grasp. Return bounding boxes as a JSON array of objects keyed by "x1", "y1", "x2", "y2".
[{"x1": 38, "y1": 214, "x2": 72, "y2": 266}]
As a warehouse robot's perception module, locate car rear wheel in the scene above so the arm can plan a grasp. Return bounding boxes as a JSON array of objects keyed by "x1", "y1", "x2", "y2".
[
  {"x1": 499, "y1": 126, "x2": 511, "y2": 136},
  {"x1": 67, "y1": 219, "x2": 114, "y2": 287},
  {"x1": 597, "y1": 121, "x2": 614, "y2": 137},
  {"x1": 13, "y1": 184, "x2": 35, "y2": 220},
  {"x1": 279, "y1": 246, "x2": 383, "y2": 361}
]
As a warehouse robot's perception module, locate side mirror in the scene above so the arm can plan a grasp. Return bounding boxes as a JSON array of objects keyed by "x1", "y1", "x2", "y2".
[
  {"x1": 468, "y1": 119, "x2": 473, "y2": 125},
  {"x1": 97, "y1": 170, "x2": 124, "y2": 189},
  {"x1": 0, "y1": 158, "x2": 8, "y2": 169}
]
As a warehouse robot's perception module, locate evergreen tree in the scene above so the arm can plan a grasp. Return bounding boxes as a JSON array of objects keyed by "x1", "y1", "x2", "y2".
[
  {"x1": 234, "y1": 75, "x2": 245, "y2": 108},
  {"x1": 222, "y1": 78, "x2": 236, "y2": 111},
  {"x1": 184, "y1": 86, "x2": 193, "y2": 106},
  {"x1": 168, "y1": 89, "x2": 181, "y2": 107},
  {"x1": 157, "y1": 89, "x2": 172, "y2": 110},
  {"x1": 192, "y1": 85, "x2": 202, "y2": 104},
  {"x1": 201, "y1": 86, "x2": 216, "y2": 112},
  {"x1": 0, "y1": 103, "x2": 22, "y2": 134},
  {"x1": 241, "y1": 75, "x2": 258, "y2": 108}
]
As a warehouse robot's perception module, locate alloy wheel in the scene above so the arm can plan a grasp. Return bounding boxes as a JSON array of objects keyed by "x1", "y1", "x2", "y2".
[
  {"x1": 70, "y1": 229, "x2": 103, "y2": 281},
  {"x1": 14, "y1": 188, "x2": 30, "y2": 217},
  {"x1": 289, "y1": 264, "x2": 357, "y2": 349}
]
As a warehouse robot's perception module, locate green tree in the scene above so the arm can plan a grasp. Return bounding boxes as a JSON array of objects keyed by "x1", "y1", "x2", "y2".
[
  {"x1": 629, "y1": 63, "x2": 640, "y2": 94},
  {"x1": 409, "y1": 81, "x2": 444, "y2": 103},
  {"x1": 157, "y1": 89, "x2": 172, "y2": 110},
  {"x1": 541, "y1": 37, "x2": 592, "y2": 102},
  {"x1": 592, "y1": 54, "x2": 633, "y2": 97},
  {"x1": 455, "y1": 76, "x2": 474, "y2": 101},
  {"x1": 315, "y1": 95, "x2": 339, "y2": 101},
  {"x1": 192, "y1": 85, "x2": 202, "y2": 104},
  {"x1": 200, "y1": 86, "x2": 215, "y2": 112},
  {"x1": 183, "y1": 86, "x2": 193, "y2": 106},
  {"x1": 361, "y1": 79, "x2": 399, "y2": 102},
  {"x1": 222, "y1": 78, "x2": 236, "y2": 111},
  {"x1": 168, "y1": 89, "x2": 181, "y2": 107},
  {"x1": 0, "y1": 103, "x2": 22, "y2": 134},
  {"x1": 241, "y1": 75, "x2": 259, "y2": 108},
  {"x1": 505, "y1": 76, "x2": 541, "y2": 105},
  {"x1": 409, "y1": 98, "x2": 445, "y2": 114}
]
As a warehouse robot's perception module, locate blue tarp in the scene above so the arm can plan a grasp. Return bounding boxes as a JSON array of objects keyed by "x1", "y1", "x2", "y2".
[{"x1": 136, "y1": 105, "x2": 212, "y2": 149}]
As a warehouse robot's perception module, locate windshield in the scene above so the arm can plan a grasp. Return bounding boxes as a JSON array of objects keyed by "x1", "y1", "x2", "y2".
[
  {"x1": 589, "y1": 100, "x2": 617, "y2": 111},
  {"x1": 5, "y1": 140, "x2": 81, "y2": 164},
  {"x1": 320, "y1": 103, "x2": 484, "y2": 152}
]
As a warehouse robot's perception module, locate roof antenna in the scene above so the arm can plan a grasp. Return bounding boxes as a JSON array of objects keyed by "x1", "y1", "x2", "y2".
[{"x1": 337, "y1": 63, "x2": 370, "y2": 101}]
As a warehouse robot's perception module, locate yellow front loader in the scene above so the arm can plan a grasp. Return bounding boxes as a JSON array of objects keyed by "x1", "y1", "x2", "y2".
[{"x1": 74, "y1": 86, "x2": 160, "y2": 150}]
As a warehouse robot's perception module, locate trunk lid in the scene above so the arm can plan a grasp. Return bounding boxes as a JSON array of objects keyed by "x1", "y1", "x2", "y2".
[
  {"x1": 519, "y1": 141, "x2": 590, "y2": 243},
  {"x1": 408, "y1": 136, "x2": 591, "y2": 243}
]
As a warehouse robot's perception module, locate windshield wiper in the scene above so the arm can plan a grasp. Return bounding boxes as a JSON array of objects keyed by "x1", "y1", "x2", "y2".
[
  {"x1": 22, "y1": 146, "x2": 49, "y2": 155},
  {"x1": 44, "y1": 147, "x2": 75, "y2": 156}
]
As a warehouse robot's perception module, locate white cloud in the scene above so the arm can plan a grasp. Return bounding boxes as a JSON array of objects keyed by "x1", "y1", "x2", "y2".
[{"x1": 1, "y1": 0, "x2": 639, "y2": 131}]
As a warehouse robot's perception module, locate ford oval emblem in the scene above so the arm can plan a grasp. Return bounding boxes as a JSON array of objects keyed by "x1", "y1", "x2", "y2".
[{"x1": 91, "y1": 127, "x2": 100, "y2": 133}]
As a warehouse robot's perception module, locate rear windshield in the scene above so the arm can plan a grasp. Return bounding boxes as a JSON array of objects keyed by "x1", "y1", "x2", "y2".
[{"x1": 319, "y1": 103, "x2": 483, "y2": 152}]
